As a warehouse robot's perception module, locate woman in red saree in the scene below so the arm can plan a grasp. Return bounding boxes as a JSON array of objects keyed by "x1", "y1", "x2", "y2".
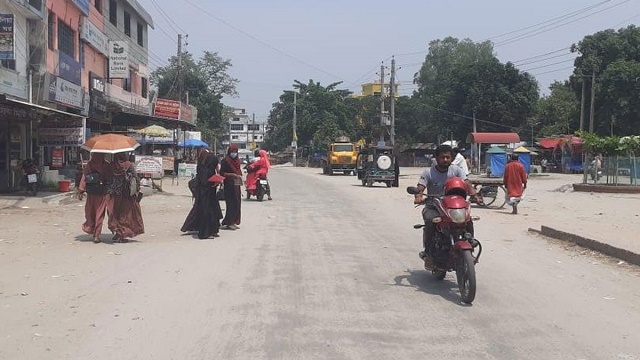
[
  {"x1": 108, "y1": 153, "x2": 145, "y2": 242},
  {"x1": 78, "y1": 153, "x2": 111, "y2": 243},
  {"x1": 246, "y1": 149, "x2": 272, "y2": 200}
]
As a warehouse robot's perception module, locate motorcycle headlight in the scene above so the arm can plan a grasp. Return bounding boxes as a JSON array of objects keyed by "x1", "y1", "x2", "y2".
[{"x1": 449, "y1": 209, "x2": 467, "y2": 224}]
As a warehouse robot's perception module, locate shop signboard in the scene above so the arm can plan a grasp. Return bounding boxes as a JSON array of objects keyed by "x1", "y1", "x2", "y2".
[
  {"x1": 80, "y1": 18, "x2": 108, "y2": 55},
  {"x1": 39, "y1": 127, "x2": 84, "y2": 146},
  {"x1": 0, "y1": 14, "x2": 15, "y2": 60},
  {"x1": 154, "y1": 98, "x2": 180, "y2": 119},
  {"x1": 108, "y1": 41, "x2": 129, "y2": 78},
  {"x1": 134, "y1": 156, "x2": 163, "y2": 179},
  {"x1": 48, "y1": 74, "x2": 85, "y2": 110},
  {"x1": 58, "y1": 52, "x2": 82, "y2": 85},
  {"x1": 51, "y1": 148, "x2": 64, "y2": 168}
]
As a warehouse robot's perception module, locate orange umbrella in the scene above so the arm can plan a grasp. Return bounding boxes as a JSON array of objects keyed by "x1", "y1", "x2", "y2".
[{"x1": 82, "y1": 133, "x2": 140, "y2": 154}]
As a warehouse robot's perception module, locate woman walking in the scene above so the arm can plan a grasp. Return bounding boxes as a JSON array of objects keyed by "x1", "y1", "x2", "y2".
[
  {"x1": 108, "y1": 153, "x2": 144, "y2": 242},
  {"x1": 220, "y1": 145, "x2": 243, "y2": 230},
  {"x1": 181, "y1": 149, "x2": 223, "y2": 239},
  {"x1": 77, "y1": 153, "x2": 111, "y2": 243}
]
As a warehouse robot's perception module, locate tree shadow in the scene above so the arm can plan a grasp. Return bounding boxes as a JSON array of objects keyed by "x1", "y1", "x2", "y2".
[
  {"x1": 74, "y1": 234, "x2": 140, "y2": 244},
  {"x1": 392, "y1": 269, "x2": 471, "y2": 307}
]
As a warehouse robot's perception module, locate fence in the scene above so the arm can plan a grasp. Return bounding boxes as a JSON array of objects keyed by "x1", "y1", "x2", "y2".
[{"x1": 582, "y1": 155, "x2": 640, "y2": 186}]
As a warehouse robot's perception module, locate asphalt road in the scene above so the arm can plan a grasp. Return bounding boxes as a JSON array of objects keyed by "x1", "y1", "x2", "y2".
[{"x1": 1, "y1": 166, "x2": 639, "y2": 359}]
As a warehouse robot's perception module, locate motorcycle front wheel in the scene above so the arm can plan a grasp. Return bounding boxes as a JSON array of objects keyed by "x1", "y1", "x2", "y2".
[{"x1": 456, "y1": 250, "x2": 476, "y2": 304}]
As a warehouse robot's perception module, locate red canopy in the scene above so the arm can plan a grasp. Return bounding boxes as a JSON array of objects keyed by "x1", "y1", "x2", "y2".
[
  {"x1": 466, "y1": 132, "x2": 521, "y2": 144},
  {"x1": 538, "y1": 136, "x2": 583, "y2": 149}
]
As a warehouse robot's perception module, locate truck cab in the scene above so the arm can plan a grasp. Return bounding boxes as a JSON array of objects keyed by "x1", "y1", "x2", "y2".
[{"x1": 322, "y1": 137, "x2": 358, "y2": 175}]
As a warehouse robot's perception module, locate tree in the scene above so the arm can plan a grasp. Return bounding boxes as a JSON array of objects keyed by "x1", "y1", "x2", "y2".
[
  {"x1": 413, "y1": 37, "x2": 539, "y2": 143},
  {"x1": 264, "y1": 80, "x2": 358, "y2": 151},
  {"x1": 150, "y1": 51, "x2": 238, "y2": 144},
  {"x1": 536, "y1": 81, "x2": 580, "y2": 137},
  {"x1": 571, "y1": 25, "x2": 640, "y2": 135}
]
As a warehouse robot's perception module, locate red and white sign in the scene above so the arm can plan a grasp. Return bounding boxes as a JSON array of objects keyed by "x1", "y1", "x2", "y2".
[{"x1": 154, "y1": 98, "x2": 181, "y2": 119}]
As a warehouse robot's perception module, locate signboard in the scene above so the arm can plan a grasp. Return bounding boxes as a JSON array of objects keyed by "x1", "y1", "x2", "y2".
[
  {"x1": 81, "y1": 18, "x2": 108, "y2": 55},
  {"x1": 71, "y1": 0, "x2": 90, "y2": 16},
  {"x1": 89, "y1": 72, "x2": 107, "y2": 119},
  {"x1": 39, "y1": 127, "x2": 84, "y2": 146},
  {"x1": 108, "y1": 41, "x2": 129, "y2": 78},
  {"x1": 162, "y1": 156, "x2": 174, "y2": 171},
  {"x1": 154, "y1": 98, "x2": 181, "y2": 119},
  {"x1": 134, "y1": 156, "x2": 163, "y2": 179},
  {"x1": 178, "y1": 163, "x2": 197, "y2": 177},
  {"x1": 180, "y1": 103, "x2": 193, "y2": 123},
  {"x1": 58, "y1": 52, "x2": 82, "y2": 85},
  {"x1": 0, "y1": 14, "x2": 15, "y2": 60},
  {"x1": 48, "y1": 74, "x2": 84, "y2": 109},
  {"x1": 51, "y1": 148, "x2": 64, "y2": 168}
]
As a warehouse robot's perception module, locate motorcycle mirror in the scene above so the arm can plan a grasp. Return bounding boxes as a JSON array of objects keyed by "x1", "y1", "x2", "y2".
[
  {"x1": 406, "y1": 186, "x2": 420, "y2": 195},
  {"x1": 471, "y1": 216, "x2": 481, "y2": 221}
]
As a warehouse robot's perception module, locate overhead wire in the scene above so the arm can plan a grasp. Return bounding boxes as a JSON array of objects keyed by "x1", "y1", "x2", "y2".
[
  {"x1": 148, "y1": 0, "x2": 187, "y2": 35},
  {"x1": 182, "y1": 0, "x2": 346, "y2": 82}
]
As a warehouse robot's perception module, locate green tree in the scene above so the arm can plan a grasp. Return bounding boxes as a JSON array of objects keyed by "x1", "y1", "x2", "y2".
[
  {"x1": 412, "y1": 37, "x2": 539, "y2": 143},
  {"x1": 150, "y1": 51, "x2": 238, "y2": 143},
  {"x1": 536, "y1": 81, "x2": 579, "y2": 137},
  {"x1": 571, "y1": 25, "x2": 640, "y2": 135}
]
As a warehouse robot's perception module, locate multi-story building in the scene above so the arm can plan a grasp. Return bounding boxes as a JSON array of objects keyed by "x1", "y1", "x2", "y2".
[
  {"x1": 225, "y1": 108, "x2": 266, "y2": 151},
  {"x1": 351, "y1": 81, "x2": 399, "y2": 98}
]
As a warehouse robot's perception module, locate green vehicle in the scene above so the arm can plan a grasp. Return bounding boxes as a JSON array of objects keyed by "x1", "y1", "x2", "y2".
[{"x1": 356, "y1": 146, "x2": 399, "y2": 188}]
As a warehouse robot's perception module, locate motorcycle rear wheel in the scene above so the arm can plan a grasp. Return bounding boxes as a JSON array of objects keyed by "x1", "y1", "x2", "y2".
[
  {"x1": 257, "y1": 186, "x2": 265, "y2": 202},
  {"x1": 456, "y1": 250, "x2": 476, "y2": 304}
]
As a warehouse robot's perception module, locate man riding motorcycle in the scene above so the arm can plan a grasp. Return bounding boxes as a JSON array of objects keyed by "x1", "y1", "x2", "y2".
[{"x1": 413, "y1": 144, "x2": 482, "y2": 269}]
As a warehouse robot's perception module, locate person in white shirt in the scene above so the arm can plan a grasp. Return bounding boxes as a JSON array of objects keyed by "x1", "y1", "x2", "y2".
[{"x1": 452, "y1": 147, "x2": 469, "y2": 176}]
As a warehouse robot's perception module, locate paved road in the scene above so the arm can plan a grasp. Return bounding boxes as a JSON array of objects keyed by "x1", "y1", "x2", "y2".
[{"x1": 1, "y1": 167, "x2": 639, "y2": 359}]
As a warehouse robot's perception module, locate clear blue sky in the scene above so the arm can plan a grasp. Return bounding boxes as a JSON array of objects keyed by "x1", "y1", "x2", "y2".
[{"x1": 140, "y1": 0, "x2": 639, "y2": 121}]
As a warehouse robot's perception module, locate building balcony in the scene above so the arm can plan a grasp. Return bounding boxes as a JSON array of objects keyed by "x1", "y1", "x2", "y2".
[
  {"x1": 9, "y1": 0, "x2": 44, "y2": 19},
  {"x1": 105, "y1": 82, "x2": 149, "y2": 114}
]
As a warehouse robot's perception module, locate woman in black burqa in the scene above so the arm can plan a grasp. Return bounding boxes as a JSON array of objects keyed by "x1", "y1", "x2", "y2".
[{"x1": 181, "y1": 149, "x2": 223, "y2": 239}]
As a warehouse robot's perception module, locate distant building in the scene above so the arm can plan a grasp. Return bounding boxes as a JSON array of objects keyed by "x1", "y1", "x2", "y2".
[
  {"x1": 224, "y1": 108, "x2": 266, "y2": 150},
  {"x1": 351, "y1": 81, "x2": 399, "y2": 98}
]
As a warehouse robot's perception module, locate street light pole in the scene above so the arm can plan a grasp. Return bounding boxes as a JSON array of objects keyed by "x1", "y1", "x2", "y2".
[{"x1": 293, "y1": 91, "x2": 297, "y2": 167}]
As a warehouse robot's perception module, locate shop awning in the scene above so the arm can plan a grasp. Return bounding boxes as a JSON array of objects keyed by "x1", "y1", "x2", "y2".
[
  {"x1": 538, "y1": 136, "x2": 583, "y2": 149},
  {"x1": 467, "y1": 132, "x2": 521, "y2": 144},
  {"x1": 111, "y1": 110, "x2": 196, "y2": 130},
  {"x1": 0, "y1": 95, "x2": 86, "y2": 121}
]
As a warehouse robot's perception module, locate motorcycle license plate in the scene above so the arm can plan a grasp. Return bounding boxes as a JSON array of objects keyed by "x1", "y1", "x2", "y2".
[
  {"x1": 27, "y1": 174, "x2": 37, "y2": 183},
  {"x1": 259, "y1": 180, "x2": 268, "y2": 185}
]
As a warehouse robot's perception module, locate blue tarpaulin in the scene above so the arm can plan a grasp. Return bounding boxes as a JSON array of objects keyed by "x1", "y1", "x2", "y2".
[
  {"x1": 490, "y1": 153, "x2": 507, "y2": 177},
  {"x1": 518, "y1": 153, "x2": 531, "y2": 174}
]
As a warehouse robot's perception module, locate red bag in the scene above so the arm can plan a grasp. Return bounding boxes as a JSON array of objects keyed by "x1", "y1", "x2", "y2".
[{"x1": 208, "y1": 174, "x2": 224, "y2": 184}]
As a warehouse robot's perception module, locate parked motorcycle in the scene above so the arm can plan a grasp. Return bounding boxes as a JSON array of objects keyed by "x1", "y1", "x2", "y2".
[
  {"x1": 21, "y1": 159, "x2": 39, "y2": 196},
  {"x1": 407, "y1": 178, "x2": 482, "y2": 304}
]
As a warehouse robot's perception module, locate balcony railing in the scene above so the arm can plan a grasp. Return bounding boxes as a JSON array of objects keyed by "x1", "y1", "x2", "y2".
[{"x1": 105, "y1": 82, "x2": 149, "y2": 114}]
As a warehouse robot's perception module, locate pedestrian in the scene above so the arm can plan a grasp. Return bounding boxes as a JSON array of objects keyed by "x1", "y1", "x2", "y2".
[
  {"x1": 220, "y1": 145, "x2": 243, "y2": 230},
  {"x1": 503, "y1": 154, "x2": 528, "y2": 214},
  {"x1": 107, "y1": 152, "x2": 144, "y2": 243},
  {"x1": 452, "y1": 147, "x2": 470, "y2": 176},
  {"x1": 181, "y1": 148, "x2": 223, "y2": 239},
  {"x1": 77, "y1": 153, "x2": 111, "y2": 243}
]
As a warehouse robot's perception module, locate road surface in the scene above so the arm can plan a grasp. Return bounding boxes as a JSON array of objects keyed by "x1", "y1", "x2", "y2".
[{"x1": 0, "y1": 167, "x2": 639, "y2": 359}]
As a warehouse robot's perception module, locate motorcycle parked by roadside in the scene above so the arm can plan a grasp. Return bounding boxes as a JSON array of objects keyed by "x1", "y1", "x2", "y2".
[{"x1": 407, "y1": 178, "x2": 482, "y2": 304}]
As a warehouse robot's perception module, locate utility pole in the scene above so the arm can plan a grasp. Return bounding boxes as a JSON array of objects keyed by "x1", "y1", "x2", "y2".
[
  {"x1": 379, "y1": 62, "x2": 385, "y2": 143},
  {"x1": 589, "y1": 70, "x2": 596, "y2": 133},
  {"x1": 473, "y1": 111, "x2": 478, "y2": 174},
  {"x1": 390, "y1": 57, "x2": 396, "y2": 146},
  {"x1": 293, "y1": 91, "x2": 297, "y2": 167},
  {"x1": 177, "y1": 34, "x2": 183, "y2": 103},
  {"x1": 579, "y1": 77, "x2": 586, "y2": 132}
]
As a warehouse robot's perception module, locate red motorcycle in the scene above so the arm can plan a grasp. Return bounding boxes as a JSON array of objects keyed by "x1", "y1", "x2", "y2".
[{"x1": 407, "y1": 177, "x2": 482, "y2": 304}]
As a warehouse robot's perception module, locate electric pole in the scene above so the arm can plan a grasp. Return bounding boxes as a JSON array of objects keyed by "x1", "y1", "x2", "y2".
[
  {"x1": 379, "y1": 62, "x2": 385, "y2": 143},
  {"x1": 579, "y1": 76, "x2": 586, "y2": 132},
  {"x1": 293, "y1": 91, "x2": 297, "y2": 167},
  {"x1": 177, "y1": 34, "x2": 183, "y2": 103},
  {"x1": 473, "y1": 111, "x2": 478, "y2": 174},
  {"x1": 390, "y1": 57, "x2": 396, "y2": 146},
  {"x1": 589, "y1": 70, "x2": 596, "y2": 133}
]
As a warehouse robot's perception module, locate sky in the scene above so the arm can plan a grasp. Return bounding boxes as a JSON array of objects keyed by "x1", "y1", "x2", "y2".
[{"x1": 138, "y1": 0, "x2": 640, "y2": 122}]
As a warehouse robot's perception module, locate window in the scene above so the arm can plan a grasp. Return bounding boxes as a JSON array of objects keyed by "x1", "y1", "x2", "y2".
[
  {"x1": 28, "y1": 0, "x2": 42, "y2": 11},
  {"x1": 137, "y1": 22, "x2": 144, "y2": 46},
  {"x1": 94, "y1": 0, "x2": 102, "y2": 13},
  {"x1": 47, "y1": 11, "x2": 54, "y2": 50},
  {"x1": 57, "y1": 20, "x2": 75, "y2": 57},
  {"x1": 1, "y1": 60, "x2": 16, "y2": 71},
  {"x1": 123, "y1": 70, "x2": 133, "y2": 92},
  {"x1": 231, "y1": 135, "x2": 239, "y2": 140},
  {"x1": 230, "y1": 124, "x2": 244, "y2": 131},
  {"x1": 109, "y1": 0, "x2": 117, "y2": 26},
  {"x1": 232, "y1": 117, "x2": 240, "y2": 121},
  {"x1": 123, "y1": 11, "x2": 131, "y2": 36},
  {"x1": 247, "y1": 124, "x2": 260, "y2": 131},
  {"x1": 141, "y1": 77, "x2": 148, "y2": 98}
]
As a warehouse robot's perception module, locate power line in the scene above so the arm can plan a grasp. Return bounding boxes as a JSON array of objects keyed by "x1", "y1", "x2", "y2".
[
  {"x1": 522, "y1": 59, "x2": 575, "y2": 72},
  {"x1": 182, "y1": 0, "x2": 345, "y2": 82},
  {"x1": 488, "y1": 0, "x2": 613, "y2": 41},
  {"x1": 532, "y1": 66, "x2": 575, "y2": 76},
  {"x1": 148, "y1": 0, "x2": 187, "y2": 35},
  {"x1": 514, "y1": 52, "x2": 575, "y2": 66},
  {"x1": 495, "y1": 0, "x2": 633, "y2": 47}
]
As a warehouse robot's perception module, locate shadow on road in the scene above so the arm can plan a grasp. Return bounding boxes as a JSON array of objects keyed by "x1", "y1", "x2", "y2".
[
  {"x1": 393, "y1": 269, "x2": 471, "y2": 307},
  {"x1": 74, "y1": 234, "x2": 140, "y2": 245}
]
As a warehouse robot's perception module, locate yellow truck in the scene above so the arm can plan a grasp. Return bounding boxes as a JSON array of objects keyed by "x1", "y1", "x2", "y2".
[{"x1": 322, "y1": 136, "x2": 358, "y2": 175}]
